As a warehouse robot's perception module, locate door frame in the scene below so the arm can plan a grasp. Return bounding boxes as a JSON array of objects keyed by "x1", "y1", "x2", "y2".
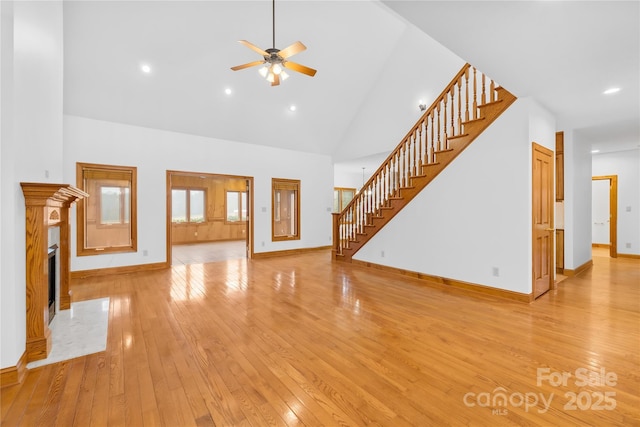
[
  {"x1": 592, "y1": 175, "x2": 618, "y2": 258},
  {"x1": 532, "y1": 142, "x2": 555, "y2": 299},
  {"x1": 165, "y1": 170, "x2": 254, "y2": 265}
]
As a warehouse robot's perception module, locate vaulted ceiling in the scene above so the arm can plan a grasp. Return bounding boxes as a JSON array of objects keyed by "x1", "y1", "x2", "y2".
[
  {"x1": 383, "y1": 0, "x2": 639, "y2": 154},
  {"x1": 63, "y1": 1, "x2": 639, "y2": 166}
]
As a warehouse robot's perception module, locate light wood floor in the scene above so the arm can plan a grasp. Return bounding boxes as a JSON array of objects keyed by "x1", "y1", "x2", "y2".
[
  {"x1": 2, "y1": 250, "x2": 639, "y2": 426},
  {"x1": 172, "y1": 241, "x2": 247, "y2": 266}
]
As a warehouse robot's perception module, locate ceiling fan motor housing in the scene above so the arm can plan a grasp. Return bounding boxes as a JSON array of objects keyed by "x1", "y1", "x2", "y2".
[{"x1": 264, "y1": 48, "x2": 283, "y2": 64}]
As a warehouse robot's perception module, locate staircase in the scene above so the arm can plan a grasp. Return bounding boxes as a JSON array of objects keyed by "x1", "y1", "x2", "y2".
[{"x1": 332, "y1": 63, "x2": 517, "y2": 261}]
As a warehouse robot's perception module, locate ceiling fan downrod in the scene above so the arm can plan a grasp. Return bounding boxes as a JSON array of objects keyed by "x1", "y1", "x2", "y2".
[{"x1": 230, "y1": 0, "x2": 317, "y2": 85}]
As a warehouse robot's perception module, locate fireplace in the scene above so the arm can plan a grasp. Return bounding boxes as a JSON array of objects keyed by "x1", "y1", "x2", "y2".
[
  {"x1": 47, "y1": 245, "x2": 58, "y2": 324},
  {"x1": 21, "y1": 183, "x2": 88, "y2": 363}
]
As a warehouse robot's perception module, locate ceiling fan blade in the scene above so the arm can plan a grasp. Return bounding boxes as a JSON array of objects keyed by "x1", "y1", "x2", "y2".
[
  {"x1": 230, "y1": 60, "x2": 265, "y2": 71},
  {"x1": 271, "y1": 74, "x2": 280, "y2": 86},
  {"x1": 283, "y1": 61, "x2": 317, "y2": 77},
  {"x1": 278, "y1": 41, "x2": 306, "y2": 59},
  {"x1": 238, "y1": 40, "x2": 268, "y2": 56}
]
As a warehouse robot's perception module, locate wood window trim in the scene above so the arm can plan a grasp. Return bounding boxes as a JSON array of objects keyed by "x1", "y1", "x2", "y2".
[
  {"x1": 272, "y1": 178, "x2": 300, "y2": 242},
  {"x1": 76, "y1": 162, "x2": 137, "y2": 256}
]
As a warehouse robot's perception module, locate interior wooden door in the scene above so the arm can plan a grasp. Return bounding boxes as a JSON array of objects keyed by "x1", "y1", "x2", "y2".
[{"x1": 532, "y1": 143, "x2": 554, "y2": 298}]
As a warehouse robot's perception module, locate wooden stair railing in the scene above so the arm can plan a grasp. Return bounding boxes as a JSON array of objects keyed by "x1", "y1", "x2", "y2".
[{"x1": 332, "y1": 63, "x2": 517, "y2": 261}]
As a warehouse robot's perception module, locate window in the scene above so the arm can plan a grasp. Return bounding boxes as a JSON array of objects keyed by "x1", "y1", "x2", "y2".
[
  {"x1": 76, "y1": 162, "x2": 137, "y2": 256},
  {"x1": 333, "y1": 187, "x2": 356, "y2": 213},
  {"x1": 226, "y1": 191, "x2": 247, "y2": 222},
  {"x1": 272, "y1": 178, "x2": 300, "y2": 241},
  {"x1": 172, "y1": 188, "x2": 205, "y2": 223}
]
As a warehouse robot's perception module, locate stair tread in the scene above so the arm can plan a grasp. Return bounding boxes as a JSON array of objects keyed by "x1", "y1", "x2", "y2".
[
  {"x1": 447, "y1": 133, "x2": 470, "y2": 140},
  {"x1": 434, "y1": 149, "x2": 454, "y2": 154},
  {"x1": 478, "y1": 98, "x2": 504, "y2": 108},
  {"x1": 462, "y1": 117, "x2": 486, "y2": 125}
]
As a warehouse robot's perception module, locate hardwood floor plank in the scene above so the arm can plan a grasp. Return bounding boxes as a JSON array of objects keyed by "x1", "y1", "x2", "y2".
[
  {"x1": 1, "y1": 366, "x2": 44, "y2": 425},
  {"x1": 17, "y1": 364, "x2": 58, "y2": 426},
  {"x1": 2, "y1": 249, "x2": 638, "y2": 426},
  {"x1": 88, "y1": 354, "x2": 110, "y2": 427},
  {"x1": 142, "y1": 328, "x2": 184, "y2": 427},
  {"x1": 71, "y1": 353, "x2": 99, "y2": 427},
  {"x1": 54, "y1": 357, "x2": 86, "y2": 427}
]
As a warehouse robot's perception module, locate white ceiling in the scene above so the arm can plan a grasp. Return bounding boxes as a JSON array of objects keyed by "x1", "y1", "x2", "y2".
[
  {"x1": 63, "y1": 0, "x2": 639, "y2": 165},
  {"x1": 382, "y1": 0, "x2": 640, "y2": 155}
]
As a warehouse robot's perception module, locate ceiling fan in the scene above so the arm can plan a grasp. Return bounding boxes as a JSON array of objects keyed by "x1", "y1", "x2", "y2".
[{"x1": 230, "y1": 0, "x2": 317, "y2": 86}]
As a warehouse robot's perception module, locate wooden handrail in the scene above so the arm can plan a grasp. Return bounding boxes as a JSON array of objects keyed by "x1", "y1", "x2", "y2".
[
  {"x1": 339, "y1": 64, "x2": 470, "y2": 215},
  {"x1": 334, "y1": 63, "x2": 508, "y2": 256}
]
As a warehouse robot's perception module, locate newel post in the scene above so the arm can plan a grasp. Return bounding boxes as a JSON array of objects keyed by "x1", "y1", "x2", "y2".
[{"x1": 331, "y1": 213, "x2": 340, "y2": 259}]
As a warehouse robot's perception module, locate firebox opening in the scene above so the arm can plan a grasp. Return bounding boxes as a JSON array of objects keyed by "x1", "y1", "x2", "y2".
[{"x1": 48, "y1": 244, "x2": 58, "y2": 324}]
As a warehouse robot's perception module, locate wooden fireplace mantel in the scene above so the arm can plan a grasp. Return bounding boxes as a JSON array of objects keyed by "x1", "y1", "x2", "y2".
[{"x1": 20, "y1": 182, "x2": 88, "y2": 362}]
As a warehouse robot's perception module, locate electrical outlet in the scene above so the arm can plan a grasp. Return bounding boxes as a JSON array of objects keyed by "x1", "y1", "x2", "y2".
[
  {"x1": 626, "y1": 243, "x2": 632, "y2": 249},
  {"x1": 143, "y1": 249, "x2": 148, "y2": 256},
  {"x1": 381, "y1": 250, "x2": 385, "y2": 258},
  {"x1": 492, "y1": 267, "x2": 500, "y2": 277}
]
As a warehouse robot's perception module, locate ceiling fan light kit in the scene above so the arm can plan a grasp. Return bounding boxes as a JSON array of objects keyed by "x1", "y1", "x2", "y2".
[{"x1": 230, "y1": 0, "x2": 316, "y2": 86}]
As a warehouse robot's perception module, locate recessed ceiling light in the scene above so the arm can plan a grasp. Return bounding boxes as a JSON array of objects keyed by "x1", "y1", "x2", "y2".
[
  {"x1": 140, "y1": 64, "x2": 152, "y2": 74},
  {"x1": 289, "y1": 105, "x2": 297, "y2": 112},
  {"x1": 224, "y1": 88, "x2": 232, "y2": 95},
  {"x1": 591, "y1": 149, "x2": 600, "y2": 154},
  {"x1": 603, "y1": 87, "x2": 620, "y2": 95}
]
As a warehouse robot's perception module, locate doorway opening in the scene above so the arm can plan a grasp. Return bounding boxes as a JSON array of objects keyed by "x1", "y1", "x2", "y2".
[
  {"x1": 166, "y1": 171, "x2": 253, "y2": 266},
  {"x1": 592, "y1": 175, "x2": 618, "y2": 258}
]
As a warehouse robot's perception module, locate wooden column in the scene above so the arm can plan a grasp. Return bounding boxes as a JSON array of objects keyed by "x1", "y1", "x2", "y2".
[
  {"x1": 20, "y1": 183, "x2": 88, "y2": 362},
  {"x1": 59, "y1": 205, "x2": 72, "y2": 310}
]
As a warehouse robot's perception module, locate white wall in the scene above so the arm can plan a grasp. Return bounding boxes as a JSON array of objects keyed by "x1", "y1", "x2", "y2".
[
  {"x1": 564, "y1": 130, "x2": 593, "y2": 270},
  {"x1": 1, "y1": 1, "x2": 64, "y2": 369},
  {"x1": 333, "y1": 167, "x2": 364, "y2": 194},
  {"x1": 354, "y1": 98, "x2": 555, "y2": 295},
  {"x1": 64, "y1": 115, "x2": 334, "y2": 272},
  {"x1": 0, "y1": 0, "x2": 16, "y2": 372},
  {"x1": 334, "y1": 25, "x2": 465, "y2": 162},
  {"x1": 592, "y1": 149, "x2": 640, "y2": 255}
]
